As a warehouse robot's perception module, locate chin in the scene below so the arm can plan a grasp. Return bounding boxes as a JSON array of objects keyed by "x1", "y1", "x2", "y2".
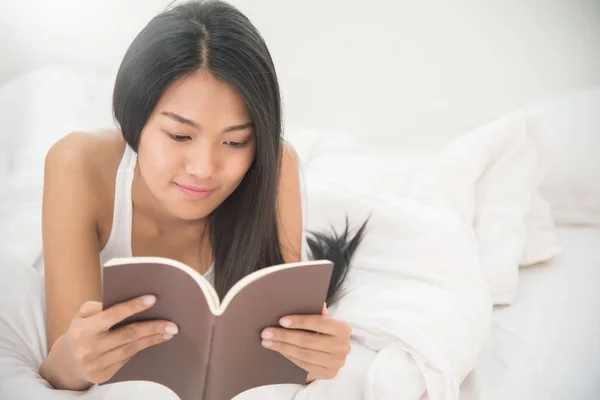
[
  {"x1": 168, "y1": 205, "x2": 213, "y2": 222},
  {"x1": 156, "y1": 185, "x2": 234, "y2": 222},
  {"x1": 158, "y1": 187, "x2": 224, "y2": 222}
]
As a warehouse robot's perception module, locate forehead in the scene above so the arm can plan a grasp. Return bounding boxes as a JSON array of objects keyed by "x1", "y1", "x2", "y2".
[{"x1": 154, "y1": 70, "x2": 250, "y2": 124}]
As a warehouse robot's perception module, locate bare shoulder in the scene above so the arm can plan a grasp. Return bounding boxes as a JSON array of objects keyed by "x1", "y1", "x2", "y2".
[
  {"x1": 280, "y1": 141, "x2": 300, "y2": 185},
  {"x1": 282, "y1": 140, "x2": 299, "y2": 164},
  {"x1": 280, "y1": 141, "x2": 302, "y2": 195},
  {"x1": 42, "y1": 129, "x2": 126, "y2": 348},
  {"x1": 45, "y1": 130, "x2": 126, "y2": 236},
  {"x1": 46, "y1": 129, "x2": 125, "y2": 177},
  {"x1": 277, "y1": 141, "x2": 303, "y2": 263}
]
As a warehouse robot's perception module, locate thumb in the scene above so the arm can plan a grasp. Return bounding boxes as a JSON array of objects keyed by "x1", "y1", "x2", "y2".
[
  {"x1": 76, "y1": 301, "x2": 103, "y2": 318},
  {"x1": 322, "y1": 302, "x2": 328, "y2": 316}
]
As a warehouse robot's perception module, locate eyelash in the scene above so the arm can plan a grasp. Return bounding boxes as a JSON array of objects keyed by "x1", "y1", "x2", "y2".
[
  {"x1": 167, "y1": 133, "x2": 248, "y2": 148},
  {"x1": 168, "y1": 133, "x2": 190, "y2": 142},
  {"x1": 226, "y1": 140, "x2": 248, "y2": 149}
]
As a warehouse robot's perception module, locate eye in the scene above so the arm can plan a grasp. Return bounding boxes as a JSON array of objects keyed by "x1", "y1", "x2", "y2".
[
  {"x1": 225, "y1": 140, "x2": 248, "y2": 148},
  {"x1": 167, "y1": 133, "x2": 191, "y2": 142}
]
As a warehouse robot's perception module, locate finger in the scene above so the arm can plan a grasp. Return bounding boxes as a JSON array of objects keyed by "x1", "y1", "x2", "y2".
[
  {"x1": 87, "y1": 354, "x2": 133, "y2": 384},
  {"x1": 76, "y1": 301, "x2": 103, "y2": 318},
  {"x1": 262, "y1": 340, "x2": 332, "y2": 368},
  {"x1": 278, "y1": 315, "x2": 348, "y2": 337},
  {"x1": 284, "y1": 354, "x2": 331, "y2": 380},
  {"x1": 322, "y1": 303, "x2": 328, "y2": 316},
  {"x1": 98, "y1": 320, "x2": 179, "y2": 353},
  {"x1": 261, "y1": 327, "x2": 342, "y2": 353},
  {"x1": 93, "y1": 295, "x2": 157, "y2": 331},
  {"x1": 97, "y1": 332, "x2": 173, "y2": 369}
]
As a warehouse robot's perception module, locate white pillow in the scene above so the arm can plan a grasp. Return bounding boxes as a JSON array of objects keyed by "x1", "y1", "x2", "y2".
[
  {"x1": 293, "y1": 116, "x2": 560, "y2": 265},
  {"x1": 297, "y1": 110, "x2": 559, "y2": 305},
  {"x1": 526, "y1": 86, "x2": 600, "y2": 227},
  {"x1": 6, "y1": 66, "x2": 114, "y2": 181},
  {"x1": 0, "y1": 66, "x2": 114, "y2": 273},
  {"x1": 520, "y1": 191, "x2": 562, "y2": 266},
  {"x1": 0, "y1": 72, "x2": 30, "y2": 191},
  {"x1": 422, "y1": 111, "x2": 558, "y2": 304}
]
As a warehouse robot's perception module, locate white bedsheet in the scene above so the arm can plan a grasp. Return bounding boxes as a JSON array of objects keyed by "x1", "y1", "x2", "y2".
[{"x1": 461, "y1": 227, "x2": 600, "y2": 400}]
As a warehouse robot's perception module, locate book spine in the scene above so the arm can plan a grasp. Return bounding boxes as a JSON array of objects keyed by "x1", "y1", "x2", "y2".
[{"x1": 201, "y1": 322, "x2": 216, "y2": 400}]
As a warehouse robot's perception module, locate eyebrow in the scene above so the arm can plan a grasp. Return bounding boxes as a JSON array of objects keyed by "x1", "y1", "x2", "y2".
[{"x1": 160, "y1": 111, "x2": 254, "y2": 133}]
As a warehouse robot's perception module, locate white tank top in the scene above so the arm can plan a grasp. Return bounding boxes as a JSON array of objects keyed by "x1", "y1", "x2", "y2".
[
  {"x1": 98, "y1": 143, "x2": 137, "y2": 266},
  {"x1": 99, "y1": 143, "x2": 308, "y2": 282}
]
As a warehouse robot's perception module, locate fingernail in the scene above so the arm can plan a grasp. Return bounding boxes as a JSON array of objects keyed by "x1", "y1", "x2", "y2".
[
  {"x1": 279, "y1": 318, "x2": 292, "y2": 327},
  {"x1": 162, "y1": 334, "x2": 174, "y2": 340},
  {"x1": 262, "y1": 340, "x2": 273, "y2": 348},
  {"x1": 261, "y1": 330, "x2": 273, "y2": 339},
  {"x1": 165, "y1": 325, "x2": 179, "y2": 335},
  {"x1": 143, "y1": 295, "x2": 156, "y2": 306}
]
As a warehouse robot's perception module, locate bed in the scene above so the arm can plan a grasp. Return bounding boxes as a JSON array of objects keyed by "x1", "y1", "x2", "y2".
[
  {"x1": 297, "y1": 84, "x2": 600, "y2": 400},
  {"x1": 461, "y1": 86, "x2": 600, "y2": 400},
  {"x1": 461, "y1": 226, "x2": 600, "y2": 400},
  {"x1": 0, "y1": 66, "x2": 598, "y2": 399}
]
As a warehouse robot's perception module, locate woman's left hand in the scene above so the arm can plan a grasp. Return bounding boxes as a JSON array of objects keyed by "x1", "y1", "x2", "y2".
[{"x1": 261, "y1": 303, "x2": 351, "y2": 383}]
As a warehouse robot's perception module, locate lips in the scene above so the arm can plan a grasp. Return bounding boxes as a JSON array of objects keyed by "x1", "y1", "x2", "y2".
[
  {"x1": 175, "y1": 183, "x2": 215, "y2": 199},
  {"x1": 176, "y1": 183, "x2": 213, "y2": 192}
]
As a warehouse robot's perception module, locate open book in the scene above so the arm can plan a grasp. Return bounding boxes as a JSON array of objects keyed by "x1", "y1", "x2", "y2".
[{"x1": 99, "y1": 257, "x2": 334, "y2": 400}]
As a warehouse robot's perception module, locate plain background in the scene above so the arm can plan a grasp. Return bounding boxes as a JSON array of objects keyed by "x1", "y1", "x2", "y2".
[{"x1": 0, "y1": 0, "x2": 599, "y2": 150}]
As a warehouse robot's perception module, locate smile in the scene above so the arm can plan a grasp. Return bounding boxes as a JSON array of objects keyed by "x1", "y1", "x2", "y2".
[{"x1": 174, "y1": 183, "x2": 216, "y2": 199}]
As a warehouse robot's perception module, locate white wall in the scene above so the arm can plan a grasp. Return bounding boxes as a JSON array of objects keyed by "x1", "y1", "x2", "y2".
[{"x1": 1, "y1": 0, "x2": 599, "y2": 150}]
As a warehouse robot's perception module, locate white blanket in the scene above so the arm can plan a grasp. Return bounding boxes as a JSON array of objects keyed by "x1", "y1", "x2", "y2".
[{"x1": 295, "y1": 137, "x2": 493, "y2": 399}]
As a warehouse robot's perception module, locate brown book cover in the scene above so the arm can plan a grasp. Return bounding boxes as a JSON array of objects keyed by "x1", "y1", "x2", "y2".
[{"x1": 99, "y1": 257, "x2": 334, "y2": 400}]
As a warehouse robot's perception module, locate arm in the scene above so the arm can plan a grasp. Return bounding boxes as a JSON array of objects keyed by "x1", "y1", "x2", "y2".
[
  {"x1": 269, "y1": 144, "x2": 353, "y2": 384},
  {"x1": 39, "y1": 133, "x2": 104, "y2": 389},
  {"x1": 39, "y1": 134, "x2": 182, "y2": 390},
  {"x1": 276, "y1": 144, "x2": 321, "y2": 384},
  {"x1": 276, "y1": 143, "x2": 303, "y2": 264}
]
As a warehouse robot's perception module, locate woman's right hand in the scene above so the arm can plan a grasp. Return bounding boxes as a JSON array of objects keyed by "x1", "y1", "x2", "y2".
[{"x1": 40, "y1": 294, "x2": 178, "y2": 390}]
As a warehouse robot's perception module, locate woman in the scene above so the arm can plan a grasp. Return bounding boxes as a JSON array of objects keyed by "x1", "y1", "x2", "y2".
[{"x1": 38, "y1": 0, "x2": 367, "y2": 392}]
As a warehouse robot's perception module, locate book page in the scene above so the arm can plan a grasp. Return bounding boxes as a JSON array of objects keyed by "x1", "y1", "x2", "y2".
[
  {"x1": 205, "y1": 261, "x2": 334, "y2": 400},
  {"x1": 218, "y1": 260, "x2": 333, "y2": 314},
  {"x1": 101, "y1": 259, "x2": 219, "y2": 399},
  {"x1": 104, "y1": 256, "x2": 221, "y2": 312}
]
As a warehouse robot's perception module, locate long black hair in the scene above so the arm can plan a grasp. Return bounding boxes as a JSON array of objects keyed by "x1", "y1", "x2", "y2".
[{"x1": 112, "y1": 0, "x2": 367, "y2": 305}]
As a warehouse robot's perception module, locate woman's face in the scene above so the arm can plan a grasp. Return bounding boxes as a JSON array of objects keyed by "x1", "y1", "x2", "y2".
[{"x1": 137, "y1": 70, "x2": 256, "y2": 221}]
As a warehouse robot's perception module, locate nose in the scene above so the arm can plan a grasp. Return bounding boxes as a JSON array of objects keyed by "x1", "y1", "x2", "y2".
[{"x1": 185, "y1": 142, "x2": 217, "y2": 179}]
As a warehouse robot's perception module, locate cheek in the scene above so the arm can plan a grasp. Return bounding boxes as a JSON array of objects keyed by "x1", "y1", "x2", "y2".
[
  {"x1": 138, "y1": 134, "x2": 179, "y2": 182},
  {"x1": 222, "y1": 151, "x2": 255, "y2": 185}
]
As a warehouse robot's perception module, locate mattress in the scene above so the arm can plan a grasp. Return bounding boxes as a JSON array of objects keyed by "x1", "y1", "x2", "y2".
[{"x1": 460, "y1": 227, "x2": 600, "y2": 400}]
